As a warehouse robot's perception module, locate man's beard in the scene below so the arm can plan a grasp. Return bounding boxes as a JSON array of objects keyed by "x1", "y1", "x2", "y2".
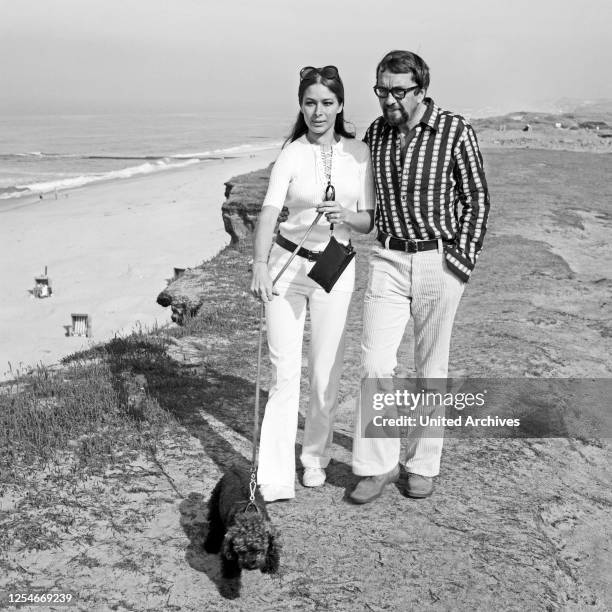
[{"x1": 383, "y1": 104, "x2": 409, "y2": 126}]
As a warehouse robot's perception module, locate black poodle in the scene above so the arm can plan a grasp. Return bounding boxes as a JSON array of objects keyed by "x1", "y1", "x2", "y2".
[{"x1": 203, "y1": 464, "x2": 280, "y2": 579}]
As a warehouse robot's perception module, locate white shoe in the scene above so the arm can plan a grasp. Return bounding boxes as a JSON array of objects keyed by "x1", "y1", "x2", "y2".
[
  {"x1": 302, "y1": 468, "x2": 326, "y2": 488},
  {"x1": 259, "y1": 484, "x2": 294, "y2": 503}
]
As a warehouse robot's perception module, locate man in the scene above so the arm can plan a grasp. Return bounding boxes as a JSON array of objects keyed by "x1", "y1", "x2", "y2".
[{"x1": 350, "y1": 50, "x2": 490, "y2": 503}]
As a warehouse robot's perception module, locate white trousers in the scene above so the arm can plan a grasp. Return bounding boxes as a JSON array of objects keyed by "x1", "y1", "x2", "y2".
[
  {"x1": 352, "y1": 244, "x2": 465, "y2": 477},
  {"x1": 257, "y1": 254, "x2": 353, "y2": 498}
]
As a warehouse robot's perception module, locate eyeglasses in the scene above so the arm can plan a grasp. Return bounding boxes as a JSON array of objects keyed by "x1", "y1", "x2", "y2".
[
  {"x1": 373, "y1": 85, "x2": 420, "y2": 100},
  {"x1": 300, "y1": 65, "x2": 340, "y2": 81}
]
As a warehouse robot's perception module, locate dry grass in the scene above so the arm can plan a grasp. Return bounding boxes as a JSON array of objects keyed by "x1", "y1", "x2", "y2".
[{"x1": 0, "y1": 336, "x2": 174, "y2": 484}]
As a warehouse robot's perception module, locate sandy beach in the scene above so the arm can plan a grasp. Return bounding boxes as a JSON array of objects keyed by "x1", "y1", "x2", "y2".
[{"x1": 0, "y1": 149, "x2": 279, "y2": 379}]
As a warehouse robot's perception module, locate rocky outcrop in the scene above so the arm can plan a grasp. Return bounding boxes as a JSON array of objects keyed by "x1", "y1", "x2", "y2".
[
  {"x1": 221, "y1": 165, "x2": 273, "y2": 245},
  {"x1": 156, "y1": 267, "x2": 219, "y2": 324},
  {"x1": 156, "y1": 247, "x2": 249, "y2": 324},
  {"x1": 157, "y1": 164, "x2": 287, "y2": 324}
]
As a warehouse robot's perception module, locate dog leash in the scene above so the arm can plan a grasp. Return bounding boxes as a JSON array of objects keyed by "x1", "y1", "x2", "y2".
[{"x1": 249, "y1": 206, "x2": 328, "y2": 506}]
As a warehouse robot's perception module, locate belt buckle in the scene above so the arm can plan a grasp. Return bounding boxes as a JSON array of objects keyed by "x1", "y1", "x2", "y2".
[
  {"x1": 307, "y1": 251, "x2": 318, "y2": 262},
  {"x1": 405, "y1": 239, "x2": 418, "y2": 254}
]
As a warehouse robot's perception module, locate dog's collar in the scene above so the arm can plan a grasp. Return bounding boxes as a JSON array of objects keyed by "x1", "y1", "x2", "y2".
[{"x1": 234, "y1": 500, "x2": 262, "y2": 515}]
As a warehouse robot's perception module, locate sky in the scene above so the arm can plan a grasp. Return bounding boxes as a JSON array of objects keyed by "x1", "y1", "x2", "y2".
[{"x1": 1, "y1": 0, "x2": 611, "y2": 119}]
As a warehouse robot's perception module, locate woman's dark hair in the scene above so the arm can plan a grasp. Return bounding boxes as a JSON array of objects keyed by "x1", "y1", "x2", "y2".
[{"x1": 285, "y1": 69, "x2": 355, "y2": 145}]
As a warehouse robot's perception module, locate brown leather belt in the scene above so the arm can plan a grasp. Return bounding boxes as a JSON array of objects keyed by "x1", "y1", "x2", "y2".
[
  {"x1": 377, "y1": 230, "x2": 442, "y2": 253},
  {"x1": 276, "y1": 233, "x2": 321, "y2": 262}
]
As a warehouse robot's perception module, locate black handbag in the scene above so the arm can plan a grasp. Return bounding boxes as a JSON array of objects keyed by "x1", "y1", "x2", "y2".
[
  {"x1": 306, "y1": 172, "x2": 354, "y2": 292},
  {"x1": 307, "y1": 235, "x2": 355, "y2": 293}
]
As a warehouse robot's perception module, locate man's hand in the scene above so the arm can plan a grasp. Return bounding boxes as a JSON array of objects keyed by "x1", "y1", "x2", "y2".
[{"x1": 250, "y1": 262, "x2": 279, "y2": 303}]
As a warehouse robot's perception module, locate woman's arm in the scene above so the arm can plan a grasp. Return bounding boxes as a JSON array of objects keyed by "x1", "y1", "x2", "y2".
[
  {"x1": 250, "y1": 205, "x2": 282, "y2": 302},
  {"x1": 250, "y1": 147, "x2": 293, "y2": 302}
]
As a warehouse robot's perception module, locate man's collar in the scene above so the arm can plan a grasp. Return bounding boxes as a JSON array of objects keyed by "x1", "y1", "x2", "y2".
[{"x1": 419, "y1": 97, "x2": 439, "y2": 132}]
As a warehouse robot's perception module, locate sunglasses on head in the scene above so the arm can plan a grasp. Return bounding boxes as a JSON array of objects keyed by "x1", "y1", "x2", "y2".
[{"x1": 300, "y1": 65, "x2": 340, "y2": 81}]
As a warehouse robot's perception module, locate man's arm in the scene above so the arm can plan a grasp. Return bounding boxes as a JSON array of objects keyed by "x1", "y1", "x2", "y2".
[{"x1": 445, "y1": 124, "x2": 490, "y2": 283}]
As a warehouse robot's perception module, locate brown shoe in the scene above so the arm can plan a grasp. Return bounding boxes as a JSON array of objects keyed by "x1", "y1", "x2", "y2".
[
  {"x1": 350, "y1": 465, "x2": 400, "y2": 504},
  {"x1": 404, "y1": 473, "x2": 434, "y2": 498}
]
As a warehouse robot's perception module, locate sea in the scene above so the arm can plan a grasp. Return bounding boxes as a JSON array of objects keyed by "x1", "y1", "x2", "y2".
[
  {"x1": 2, "y1": 100, "x2": 607, "y2": 204},
  {"x1": 0, "y1": 112, "x2": 298, "y2": 202}
]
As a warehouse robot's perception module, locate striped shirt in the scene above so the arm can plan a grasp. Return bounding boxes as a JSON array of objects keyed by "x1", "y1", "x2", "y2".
[{"x1": 364, "y1": 97, "x2": 490, "y2": 282}]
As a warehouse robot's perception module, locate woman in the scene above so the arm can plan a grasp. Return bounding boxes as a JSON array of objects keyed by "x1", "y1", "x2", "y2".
[{"x1": 251, "y1": 65, "x2": 375, "y2": 502}]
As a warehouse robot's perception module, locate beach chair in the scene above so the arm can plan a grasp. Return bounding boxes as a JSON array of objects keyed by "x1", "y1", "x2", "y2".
[
  {"x1": 33, "y1": 275, "x2": 52, "y2": 298},
  {"x1": 70, "y1": 313, "x2": 92, "y2": 338}
]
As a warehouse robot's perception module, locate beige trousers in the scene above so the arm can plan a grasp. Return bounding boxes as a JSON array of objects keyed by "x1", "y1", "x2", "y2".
[{"x1": 352, "y1": 244, "x2": 465, "y2": 477}]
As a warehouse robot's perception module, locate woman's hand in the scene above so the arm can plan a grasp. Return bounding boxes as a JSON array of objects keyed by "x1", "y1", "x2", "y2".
[
  {"x1": 250, "y1": 262, "x2": 279, "y2": 303},
  {"x1": 315, "y1": 202, "x2": 374, "y2": 234},
  {"x1": 316, "y1": 201, "x2": 349, "y2": 225}
]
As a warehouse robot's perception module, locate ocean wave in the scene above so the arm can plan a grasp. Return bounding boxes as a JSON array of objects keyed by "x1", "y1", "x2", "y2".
[
  {"x1": 0, "y1": 186, "x2": 31, "y2": 198},
  {"x1": 1, "y1": 152, "x2": 165, "y2": 161},
  {"x1": 171, "y1": 140, "x2": 284, "y2": 159},
  {"x1": 0, "y1": 140, "x2": 283, "y2": 162},
  {"x1": 0, "y1": 138, "x2": 282, "y2": 200},
  {"x1": 0, "y1": 158, "x2": 201, "y2": 200}
]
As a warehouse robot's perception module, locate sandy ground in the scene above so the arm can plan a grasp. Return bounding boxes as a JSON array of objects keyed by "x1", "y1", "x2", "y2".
[
  {"x1": 1, "y1": 146, "x2": 611, "y2": 611},
  {"x1": 0, "y1": 150, "x2": 279, "y2": 379},
  {"x1": 477, "y1": 126, "x2": 612, "y2": 154}
]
